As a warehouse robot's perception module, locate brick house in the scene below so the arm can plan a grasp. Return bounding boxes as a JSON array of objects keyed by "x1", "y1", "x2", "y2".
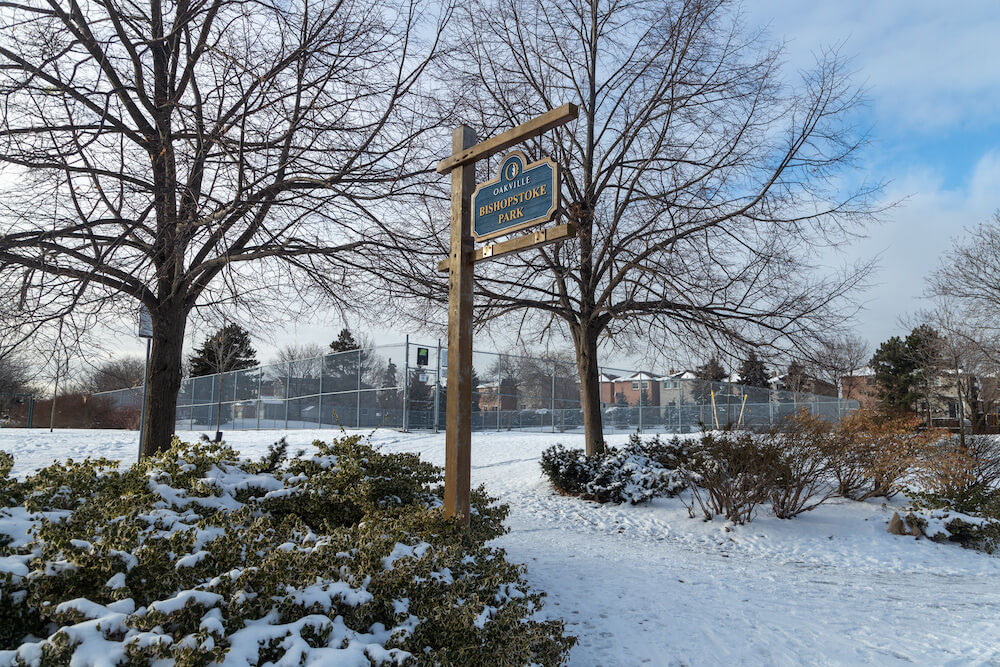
[{"x1": 599, "y1": 372, "x2": 660, "y2": 406}]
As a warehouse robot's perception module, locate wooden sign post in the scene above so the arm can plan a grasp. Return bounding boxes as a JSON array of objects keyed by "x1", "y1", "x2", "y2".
[{"x1": 437, "y1": 104, "x2": 578, "y2": 524}]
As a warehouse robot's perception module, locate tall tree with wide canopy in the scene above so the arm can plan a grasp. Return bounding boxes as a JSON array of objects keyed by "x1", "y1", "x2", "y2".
[
  {"x1": 0, "y1": 0, "x2": 449, "y2": 454},
  {"x1": 386, "y1": 0, "x2": 879, "y2": 454}
]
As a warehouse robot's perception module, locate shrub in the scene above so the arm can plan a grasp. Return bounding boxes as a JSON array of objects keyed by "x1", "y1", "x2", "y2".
[
  {"x1": 905, "y1": 491, "x2": 1000, "y2": 554},
  {"x1": 0, "y1": 435, "x2": 574, "y2": 665},
  {"x1": 768, "y1": 411, "x2": 837, "y2": 519},
  {"x1": 681, "y1": 431, "x2": 779, "y2": 524},
  {"x1": 540, "y1": 439, "x2": 686, "y2": 505},
  {"x1": 627, "y1": 433, "x2": 698, "y2": 470},
  {"x1": 916, "y1": 434, "x2": 1000, "y2": 501},
  {"x1": 831, "y1": 410, "x2": 940, "y2": 500}
]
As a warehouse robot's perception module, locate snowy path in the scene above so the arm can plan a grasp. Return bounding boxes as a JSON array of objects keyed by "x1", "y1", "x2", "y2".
[{"x1": 4, "y1": 428, "x2": 1000, "y2": 664}]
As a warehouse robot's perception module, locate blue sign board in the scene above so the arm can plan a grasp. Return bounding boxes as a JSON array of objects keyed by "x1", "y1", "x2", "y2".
[{"x1": 472, "y1": 151, "x2": 559, "y2": 241}]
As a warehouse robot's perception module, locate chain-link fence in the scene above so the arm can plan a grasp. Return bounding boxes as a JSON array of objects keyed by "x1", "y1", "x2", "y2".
[
  {"x1": 92, "y1": 338, "x2": 859, "y2": 434},
  {"x1": 0, "y1": 393, "x2": 36, "y2": 428}
]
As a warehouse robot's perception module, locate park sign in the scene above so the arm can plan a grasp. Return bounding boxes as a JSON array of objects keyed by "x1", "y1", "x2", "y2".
[{"x1": 472, "y1": 151, "x2": 559, "y2": 241}]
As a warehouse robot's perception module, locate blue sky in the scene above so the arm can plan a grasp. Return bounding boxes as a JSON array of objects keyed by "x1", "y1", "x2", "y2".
[{"x1": 745, "y1": 1, "x2": 1000, "y2": 347}]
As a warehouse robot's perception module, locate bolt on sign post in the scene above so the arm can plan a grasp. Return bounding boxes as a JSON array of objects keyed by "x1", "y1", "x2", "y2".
[{"x1": 436, "y1": 104, "x2": 578, "y2": 525}]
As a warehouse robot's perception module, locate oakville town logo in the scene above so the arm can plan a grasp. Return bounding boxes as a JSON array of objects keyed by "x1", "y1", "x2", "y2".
[{"x1": 472, "y1": 151, "x2": 560, "y2": 241}]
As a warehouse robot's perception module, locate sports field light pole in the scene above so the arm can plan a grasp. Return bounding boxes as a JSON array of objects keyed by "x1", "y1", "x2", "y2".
[{"x1": 436, "y1": 104, "x2": 578, "y2": 524}]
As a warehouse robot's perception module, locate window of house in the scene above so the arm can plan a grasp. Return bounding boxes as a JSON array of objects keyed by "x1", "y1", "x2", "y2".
[{"x1": 631, "y1": 381, "x2": 639, "y2": 390}]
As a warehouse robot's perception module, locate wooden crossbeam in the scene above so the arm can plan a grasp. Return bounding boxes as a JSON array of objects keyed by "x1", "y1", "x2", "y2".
[
  {"x1": 435, "y1": 104, "x2": 578, "y2": 175},
  {"x1": 437, "y1": 223, "x2": 576, "y2": 273}
]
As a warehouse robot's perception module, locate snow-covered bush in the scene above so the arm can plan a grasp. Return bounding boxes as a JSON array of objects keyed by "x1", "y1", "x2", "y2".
[
  {"x1": 0, "y1": 435, "x2": 574, "y2": 665},
  {"x1": 905, "y1": 501, "x2": 1000, "y2": 554},
  {"x1": 680, "y1": 431, "x2": 779, "y2": 525},
  {"x1": 539, "y1": 440, "x2": 686, "y2": 505}
]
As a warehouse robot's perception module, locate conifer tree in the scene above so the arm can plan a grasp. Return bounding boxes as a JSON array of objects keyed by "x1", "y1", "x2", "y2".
[
  {"x1": 738, "y1": 352, "x2": 770, "y2": 388},
  {"x1": 696, "y1": 356, "x2": 728, "y2": 382},
  {"x1": 189, "y1": 325, "x2": 258, "y2": 377}
]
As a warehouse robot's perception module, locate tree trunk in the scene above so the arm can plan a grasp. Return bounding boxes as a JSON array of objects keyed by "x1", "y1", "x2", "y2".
[
  {"x1": 140, "y1": 305, "x2": 187, "y2": 457},
  {"x1": 573, "y1": 322, "x2": 605, "y2": 456}
]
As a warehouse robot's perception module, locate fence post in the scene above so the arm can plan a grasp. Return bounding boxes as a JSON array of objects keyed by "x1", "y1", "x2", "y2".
[
  {"x1": 317, "y1": 355, "x2": 324, "y2": 430},
  {"x1": 551, "y1": 360, "x2": 556, "y2": 433},
  {"x1": 356, "y1": 349, "x2": 362, "y2": 429},
  {"x1": 678, "y1": 383, "x2": 682, "y2": 433},
  {"x1": 434, "y1": 339, "x2": 442, "y2": 434},
  {"x1": 256, "y1": 367, "x2": 262, "y2": 431},
  {"x1": 402, "y1": 335, "x2": 409, "y2": 432},
  {"x1": 638, "y1": 377, "x2": 643, "y2": 433},
  {"x1": 284, "y1": 362, "x2": 290, "y2": 430},
  {"x1": 496, "y1": 354, "x2": 502, "y2": 432},
  {"x1": 232, "y1": 370, "x2": 238, "y2": 429}
]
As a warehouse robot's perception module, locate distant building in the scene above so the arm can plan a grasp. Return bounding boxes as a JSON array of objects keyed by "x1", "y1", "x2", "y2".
[
  {"x1": 599, "y1": 372, "x2": 659, "y2": 406},
  {"x1": 838, "y1": 368, "x2": 880, "y2": 410},
  {"x1": 476, "y1": 378, "x2": 519, "y2": 412}
]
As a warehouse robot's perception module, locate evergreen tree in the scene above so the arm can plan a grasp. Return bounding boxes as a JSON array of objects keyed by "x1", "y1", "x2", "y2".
[
  {"x1": 325, "y1": 328, "x2": 370, "y2": 392},
  {"x1": 696, "y1": 356, "x2": 727, "y2": 382},
  {"x1": 189, "y1": 324, "x2": 257, "y2": 376},
  {"x1": 870, "y1": 336, "x2": 917, "y2": 412},
  {"x1": 377, "y1": 360, "x2": 399, "y2": 410},
  {"x1": 406, "y1": 369, "x2": 433, "y2": 428},
  {"x1": 329, "y1": 328, "x2": 360, "y2": 353},
  {"x1": 870, "y1": 327, "x2": 943, "y2": 416},
  {"x1": 738, "y1": 351, "x2": 769, "y2": 388}
]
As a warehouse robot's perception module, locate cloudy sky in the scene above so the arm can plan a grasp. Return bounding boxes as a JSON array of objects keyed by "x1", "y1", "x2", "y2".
[
  {"x1": 107, "y1": 1, "x2": 1000, "y2": 370},
  {"x1": 745, "y1": 0, "x2": 1000, "y2": 346}
]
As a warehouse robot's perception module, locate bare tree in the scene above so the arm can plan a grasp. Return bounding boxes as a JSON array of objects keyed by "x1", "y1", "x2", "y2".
[
  {"x1": 273, "y1": 344, "x2": 329, "y2": 367},
  {"x1": 926, "y1": 224, "x2": 1000, "y2": 436},
  {"x1": 384, "y1": 0, "x2": 880, "y2": 454},
  {"x1": 929, "y1": 213, "x2": 1000, "y2": 327},
  {"x1": 812, "y1": 334, "x2": 870, "y2": 401},
  {"x1": 78, "y1": 356, "x2": 147, "y2": 393},
  {"x1": 0, "y1": 0, "x2": 449, "y2": 454}
]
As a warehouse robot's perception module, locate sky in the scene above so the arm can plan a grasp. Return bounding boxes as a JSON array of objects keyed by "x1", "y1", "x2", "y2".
[
  {"x1": 52, "y1": 0, "x2": 1000, "y2": 375},
  {"x1": 260, "y1": 1, "x2": 1000, "y2": 365},
  {"x1": 743, "y1": 0, "x2": 1000, "y2": 348}
]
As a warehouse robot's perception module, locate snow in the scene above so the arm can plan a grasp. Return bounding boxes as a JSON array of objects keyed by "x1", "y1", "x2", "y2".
[{"x1": 4, "y1": 427, "x2": 1000, "y2": 664}]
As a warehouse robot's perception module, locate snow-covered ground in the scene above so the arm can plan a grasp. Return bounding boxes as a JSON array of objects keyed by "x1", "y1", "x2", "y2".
[{"x1": 3, "y1": 427, "x2": 1000, "y2": 665}]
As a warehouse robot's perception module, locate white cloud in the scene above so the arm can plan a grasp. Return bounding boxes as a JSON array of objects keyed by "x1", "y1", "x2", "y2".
[
  {"x1": 849, "y1": 151, "x2": 999, "y2": 344},
  {"x1": 748, "y1": 0, "x2": 1000, "y2": 131}
]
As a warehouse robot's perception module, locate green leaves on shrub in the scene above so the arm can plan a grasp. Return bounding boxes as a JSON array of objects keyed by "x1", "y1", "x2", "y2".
[
  {"x1": 540, "y1": 436, "x2": 689, "y2": 505},
  {"x1": 0, "y1": 436, "x2": 574, "y2": 665}
]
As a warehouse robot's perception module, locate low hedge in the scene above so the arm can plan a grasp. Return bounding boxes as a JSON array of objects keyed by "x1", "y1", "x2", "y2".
[
  {"x1": 0, "y1": 435, "x2": 574, "y2": 665},
  {"x1": 540, "y1": 435, "x2": 689, "y2": 504}
]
